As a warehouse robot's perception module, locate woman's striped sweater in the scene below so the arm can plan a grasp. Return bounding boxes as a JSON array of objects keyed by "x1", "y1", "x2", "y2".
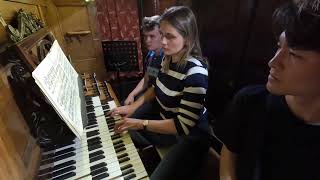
[{"x1": 154, "y1": 57, "x2": 208, "y2": 135}]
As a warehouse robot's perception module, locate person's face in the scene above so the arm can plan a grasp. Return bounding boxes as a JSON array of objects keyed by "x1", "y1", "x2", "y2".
[
  {"x1": 160, "y1": 21, "x2": 185, "y2": 56},
  {"x1": 267, "y1": 32, "x2": 320, "y2": 96},
  {"x1": 143, "y1": 26, "x2": 162, "y2": 51}
]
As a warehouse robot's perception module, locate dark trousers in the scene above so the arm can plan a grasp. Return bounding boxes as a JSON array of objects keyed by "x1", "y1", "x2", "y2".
[
  {"x1": 129, "y1": 98, "x2": 211, "y2": 179},
  {"x1": 150, "y1": 128, "x2": 211, "y2": 180}
]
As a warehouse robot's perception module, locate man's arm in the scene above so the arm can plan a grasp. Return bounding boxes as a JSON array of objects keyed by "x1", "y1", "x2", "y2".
[
  {"x1": 112, "y1": 86, "x2": 156, "y2": 117},
  {"x1": 220, "y1": 145, "x2": 237, "y2": 180},
  {"x1": 125, "y1": 74, "x2": 149, "y2": 105},
  {"x1": 131, "y1": 86, "x2": 155, "y2": 109}
]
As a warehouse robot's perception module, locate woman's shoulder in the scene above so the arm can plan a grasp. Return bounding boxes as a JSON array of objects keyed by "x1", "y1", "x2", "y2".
[
  {"x1": 186, "y1": 56, "x2": 208, "y2": 70},
  {"x1": 185, "y1": 57, "x2": 208, "y2": 73},
  {"x1": 186, "y1": 56, "x2": 207, "y2": 68}
]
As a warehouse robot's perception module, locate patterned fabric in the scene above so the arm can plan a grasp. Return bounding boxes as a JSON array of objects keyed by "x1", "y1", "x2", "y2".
[
  {"x1": 154, "y1": 57, "x2": 208, "y2": 135},
  {"x1": 96, "y1": 0, "x2": 143, "y2": 79}
]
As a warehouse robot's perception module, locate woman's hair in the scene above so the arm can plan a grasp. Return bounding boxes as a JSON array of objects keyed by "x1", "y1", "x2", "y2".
[
  {"x1": 142, "y1": 15, "x2": 160, "y2": 32},
  {"x1": 273, "y1": 0, "x2": 320, "y2": 51},
  {"x1": 160, "y1": 6, "x2": 207, "y2": 72}
]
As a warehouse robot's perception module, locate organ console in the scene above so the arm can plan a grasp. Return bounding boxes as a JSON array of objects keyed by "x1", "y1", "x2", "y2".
[
  {"x1": 37, "y1": 74, "x2": 148, "y2": 180},
  {"x1": 0, "y1": 28, "x2": 148, "y2": 179}
]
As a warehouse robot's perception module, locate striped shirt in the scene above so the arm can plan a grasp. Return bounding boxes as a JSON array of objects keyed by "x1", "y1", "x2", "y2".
[{"x1": 154, "y1": 57, "x2": 208, "y2": 135}]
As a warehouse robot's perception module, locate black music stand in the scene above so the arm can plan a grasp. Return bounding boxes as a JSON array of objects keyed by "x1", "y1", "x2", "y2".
[{"x1": 102, "y1": 41, "x2": 139, "y2": 100}]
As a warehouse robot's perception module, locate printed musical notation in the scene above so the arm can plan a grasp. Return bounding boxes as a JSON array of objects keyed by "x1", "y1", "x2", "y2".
[{"x1": 32, "y1": 40, "x2": 83, "y2": 139}]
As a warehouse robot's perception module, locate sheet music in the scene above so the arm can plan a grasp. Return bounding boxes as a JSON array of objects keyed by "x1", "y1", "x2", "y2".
[{"x1": 32, "y1": 40, "x2": 83, "y2": 139}]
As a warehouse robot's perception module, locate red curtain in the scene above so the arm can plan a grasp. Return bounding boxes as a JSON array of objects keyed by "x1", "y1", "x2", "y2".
[{"x1": 96, "y1": 0, "x2": 143, "y2": 79}]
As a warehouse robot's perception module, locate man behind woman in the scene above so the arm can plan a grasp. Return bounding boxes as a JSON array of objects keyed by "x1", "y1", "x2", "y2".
[{"x1": 112, "y1": 6, "x2": 212, "y2": 179}]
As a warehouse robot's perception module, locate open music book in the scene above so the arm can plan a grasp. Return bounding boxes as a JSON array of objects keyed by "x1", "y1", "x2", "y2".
[{"x1": 32, "y1": 40, "x2": 84, "y2": 139}]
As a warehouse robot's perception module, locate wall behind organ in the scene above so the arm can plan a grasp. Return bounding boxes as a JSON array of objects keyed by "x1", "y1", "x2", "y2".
[
  {"x1": 96, "y1": 0, "x2": 143, "y2": 80},
  {"x1": 0, "y1": 0, "x2": 62, "y2": 179}
]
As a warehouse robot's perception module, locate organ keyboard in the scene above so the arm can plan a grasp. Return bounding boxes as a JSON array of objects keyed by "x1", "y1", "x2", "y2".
[
  {"x1": 0, "y1": 28, "x2": 148, "y2": 179},
  {"x1": 37, "y1": 73, "x2": 148, "y2": 180}
]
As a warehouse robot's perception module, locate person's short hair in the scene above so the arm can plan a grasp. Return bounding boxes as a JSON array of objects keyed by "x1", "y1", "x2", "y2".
[
  {"x1": 273, "y1": 0, "x2": 320, "y2": 51},
  {"x1": 142, "y1": 15, "x2": 160, "y2": 32}
]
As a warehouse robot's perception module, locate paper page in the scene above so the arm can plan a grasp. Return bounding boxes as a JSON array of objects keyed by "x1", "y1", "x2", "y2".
[{"x1": 32, "y1": 40, "x2": 83, "y2": 139}]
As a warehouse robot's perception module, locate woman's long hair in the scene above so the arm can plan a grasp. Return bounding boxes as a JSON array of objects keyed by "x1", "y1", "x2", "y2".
[{"x1": 160, "y1": 6, "x2": 207, "y2": 72}]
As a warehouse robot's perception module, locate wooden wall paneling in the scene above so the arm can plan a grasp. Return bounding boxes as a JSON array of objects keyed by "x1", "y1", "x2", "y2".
[
  {"x1": 0, "y1": 1, "x2": 41, "y2": 46},
  {"x1": 43, "y1": 0, "x2": 67, "y2": 52},
  {"x1": 72, "y1": 57, "x2": 98, "y2": 74},
  {"x1": 52, "y1": 0, "x2": 86, "y2": 7},
  {"x1": 37, "y1": 4, "x2": 46, "y2": 25},
  {"x1": 142, "y1": 0, "x2": 160, "y2": 16},
  {"x1": 56, "y1": 5, "x2": 106, "y2": 78},
  {"x1": 159, "y1": 0, "x2": 177, "y2": 13},
  {"x1": 0, "y1": 1, "x2": 40, "y2": 20},
  {"x1": 4, "y1": 0, "x2": 47, "y2": 6},
  {"x1": 87, "y1": 1, "x2": 106, "y2": 79},
  {"x1": 56, "y1": 6, "x2": 94, "y2": 57},
  {"x1": 0, "y1": 121, "x2": 24, "y2": 180}
]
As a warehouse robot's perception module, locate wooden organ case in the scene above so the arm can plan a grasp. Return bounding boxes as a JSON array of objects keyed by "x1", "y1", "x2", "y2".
[{"x1": 0, "y1": 28, "x2": 148, "y2": 180}]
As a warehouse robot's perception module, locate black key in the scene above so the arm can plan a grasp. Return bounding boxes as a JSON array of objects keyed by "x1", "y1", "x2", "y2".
[
  {"x1": 89, "y1": 150, "x2": 104, "y2": 159},
  {"x1": 87, "y1": 137, "x2": 101, "y2": 144},
  {"x1": 88, "y1": 144, "x2": 103, "y2": 151},
  {"x1": 87, "y1": 140, "x2": 102, "y2": 147},
  {"x1": 38, "y1": 160, "x2": 76, "y2": 175},
  {"x1": 87, "y1": 130, "x2": 100, "y2": 138},
  {"x1": 87, "y1": 121, "x2": 97, "y2": 126},
  {"x1": 114, "y1": 143, "x2": 125, "y2": 150},
  {"x1": 52, "y1": 166, "x2": 76, "y2": 177},
  {"x1": 87, "y1": 107, "x2": 94, "y2": 112},
  {"x1": 54, "y1": 152, "x2": 76, "y2": 162},
  {"x1": 91, "y1": 166, "x2": 108, "y2": 176},
  {"x1": 107, "y1": 122, "x2": 116, "y2": 126},
  {"x1": 38, "y1": 173, "x2": 51, "y2": 180},
  {"x1": 90, "y1": 155, "x2": 105, "y2": 163},
  {"x1": 124, "y1": 173, "x2": 136, "y2": 180},
  {"x1": 119, "y1": 157, "x2": 130, "y2": 163},
  {"x1": 87, "y1": 120, "x2": 97, "y2": 125},
  {"x1": 115, "y1": 146, "x2": 126, "y2": 153},
  {"x1": 53, "y1": 160, "x2": 76, "y2": 171},
  {"x1": 88, "y1": 116, "x2": 97, "y2": 120},
  {"x1": 86, "y1": 105, "x2": 94, "y2": 108},
  {"x1": 122, "y1": 168, "x2": 134, "y2": 176},
  {"x1": 90, "y1": 162, "x2": 107, "y2": 171},
  {"x1": 85, "y1": 96, "x2": 92, "y2": 101},
  {"x1": 86, "y1": 101, "x2": 93, "y2": 106},
  {"x1": 102, "y1": 106, "x2": 110, "y2": 110},
  {"x1": 38, "y1": 167, "x2": 52, "y2": 176},
  {"x1": 104, "y1": 115, "x2": 113, "y2": 119},
  {"x1": 88, "y1": 117, "x2": 97, "y2": 121},
  {"x1": 41, "y1": 152, "x2": 76, "y2": 165},
  {"x1": 52, "y1": 172, "x2": 76, "y2": 180},
  {"x1": 43, "y1": 141, "x2": 75, "y2": 152},
  {"x1": 52, "y1": 147, "x2": 75, "y2": 157},
  {"x1": 86, "y1": 124, "x2": 98, "y2": 130},
  {"x1": 87, "y1": 113, "x2": 96, "y2": 118},
  {"x1": 92, "y1": 172, "x2": 109, "y2": 180},
  {"x1": 111, "y1": 134, "x2": 121, "y2": 140},
  {"x1": 117, "y1": 153, "x2": 128, "y2": 159},
  {"x1": 121, "y1": 164, "x2": 133, "y2": 171},
  {"x1": 105, "y1": 118, "x2": 114, "y2": 123},
  {"x1": 105, "y1": 117, "x2": 113, "y2": 121}
]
